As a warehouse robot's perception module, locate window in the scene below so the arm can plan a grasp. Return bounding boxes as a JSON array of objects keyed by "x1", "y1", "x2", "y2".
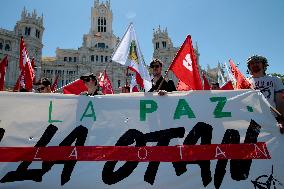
[
  {"x1": 91, "y1": 55, "x2": 94, "y2": 62},
  {"x1": 0, "y1": 41, "x2": 3, "y2": 50},
  {"x1": 69, "y1": 57, "x2": 72, "y2": 62},
  {"x1": 36, "y1": 29, "x2": 40, "y2": 38},
  {"x1": 162, "y1": 41, "x2": 167, "y2": 48},
  {"x1": 97, "y1": 43, "x2": 105, "y2": 48},
  {"x1": 4, "y1": 44, "x2": 10, "y2": 51},
  {"x1": 64, "y1": 57, "x2": 67, "y2": 62},
  {"x1": 96, "y1": 55, "x2": 98, "y2": 61},
  {"x1": 25, "y1": 27, "x2": 31, "y2": 36},
  {"x1": 155, "y1": 42, "x2": 159, "y2": 49},
  {"x1": 74, "y1": 57, "x2": 76, "y2": 62},
  {"x1": 101, "y1": 55, "x2": 103, "y2": 62},
  {"x1": 118, "y1": 80, "x2": 121, "y2": 88},
  {"x1": 105, "y1": 56, "x2": 108, "y2": 62},
  {"x1": 97, "y1": 17, "x2": 106, "y2": 33}
]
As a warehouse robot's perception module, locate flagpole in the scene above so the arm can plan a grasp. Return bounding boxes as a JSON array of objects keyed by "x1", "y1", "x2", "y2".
[{"x1": 101, "y1": 23, "x2": 133, "y2": 89}]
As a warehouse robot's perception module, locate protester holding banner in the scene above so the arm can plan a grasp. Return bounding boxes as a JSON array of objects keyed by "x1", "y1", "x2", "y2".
[
  {"x1": 80, "y1": 73, "x2": 103, "y2": 96},
  {"x1": 247, "y1": 55, "x2": 284, "y2": 132},
  {"x1": 148, "y1": 59, "x2": 170, "y2": 93},
  {"x1": 36, "y1": 77, "x2": 52, "y2": 93}
]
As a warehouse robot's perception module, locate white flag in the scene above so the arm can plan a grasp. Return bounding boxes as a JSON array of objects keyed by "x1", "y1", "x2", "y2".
[{"x1": 112, "y1": 23, "x2": 152, "y2": 91}]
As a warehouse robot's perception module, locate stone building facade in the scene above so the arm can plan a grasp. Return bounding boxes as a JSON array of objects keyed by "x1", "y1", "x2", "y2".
[
  {"x1": 41, "y1": 0, "x2": 126, "y2": 92},
  {"x1": 1, "y1": 0, "x2": 221, "y2": 91},
  {"x1": 0, "y1": 8, "x2": 44, "y2": 88},
  {"x1": 152, "y1": 26, "x2": 202, "y2": 84}
]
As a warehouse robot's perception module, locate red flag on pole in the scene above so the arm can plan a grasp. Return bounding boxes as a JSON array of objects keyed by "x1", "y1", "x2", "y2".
[
  {"x1": 202, "y1": 73, "x2": 210, "y2": 90},
  {"x1": 229, "y1": 59, "x2": 251, "y2": 89},
  {"x1": 98, "y1": 70, "x2": 114, "y2": 94},
  {"x1": 13, "y1": 70, "x2": 25, "y2": 92},
  {"x1": 51, "y1": 75, "x2": 59, "y2": 92},
  {"x1": 31, "y1": 57, "x2": 36, "y2": 84},
  {"x1": 220, "y1": 80, "x2": 234, "y2": 90},
  {"x1": 24, "y1": 58, "x2": 34, "y2": 91},
  {"x1": 14, "y1": 36, "x2": 34, "y2": 91},
  {"x1": 168, "y1": 35, "x2": 202, "y2": 90},
  {"x1": 62, "y1": 79, "x2": 88, "y2": 95},
  {"x1": 0, "y1": 56, "x2": 8, "y2": 91}
]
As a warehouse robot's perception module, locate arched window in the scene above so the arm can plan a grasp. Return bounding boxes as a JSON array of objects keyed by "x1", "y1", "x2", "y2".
[
  {"x1": 91, "y1": 55, "x2": 94, "y2": 62},
  {"x1": 101, "y1": 55, "x2": 103, "y2": 62},
  {"x1": 0, "y1": 41, "x2": 3, "y2": 50},
  {"x1": 64, "y1": 57, "x2": 67, "y2": 62},
  {"x1": 162, "y1": 41, "x2": 167, "y2": 48},
  {"x1": 5, "y1": 44, "x2": 10, "y2": 51},
  {"x1": 98, "y1": 17, "x2": 106, "y2": 33},
  {"x1": 156, "y1": 42, "x2": 159, "y2": 49},
  {"x1": 97, "y1": 43, "x2": 105, "y2": 48},
  {"x1": 25, "y1": 27, "x2": 31, "y2": 36}
]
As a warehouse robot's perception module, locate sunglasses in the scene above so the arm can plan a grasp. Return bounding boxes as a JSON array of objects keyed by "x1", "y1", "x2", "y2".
[
  {"x1": 82, "y1": 78, "x2": 91, "y2": 83},
  {"x1": 37, "y1": 86, "x2": 45, "y2": 92},
  {"x1": 151, "y1": 65, "x2": 160, "y2": 68}
]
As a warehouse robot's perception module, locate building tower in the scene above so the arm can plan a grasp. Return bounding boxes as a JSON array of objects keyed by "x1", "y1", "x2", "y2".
[
  {"x1": 152, "y1": 26, "x2": 178, "y2": 81},
  {"x1": 0, "y1": 7, "x2": 44, "y2": 88},
  {"x1": 153, "y1": 26, "x2": 201, "y2": 85}
]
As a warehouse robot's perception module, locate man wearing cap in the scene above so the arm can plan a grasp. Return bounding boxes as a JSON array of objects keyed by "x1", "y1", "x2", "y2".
[
  {"x1": 80, "y1": 73, "x2": 103, "y2": 96},
  {"x1": 36, "y1": 78, "x2": 52, "y2": 93},
  {"x1": 148, "y1": 59, "x2": 170, "y2": 92},
  {"x1": 247, "y1": 55, "x2": 284, "y2": 133}
]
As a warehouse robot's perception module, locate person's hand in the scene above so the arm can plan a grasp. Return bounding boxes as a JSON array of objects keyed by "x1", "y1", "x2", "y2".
[
  {"x1": 80, "y1": 91, "x2": 88, "y2": 95},
  {"x1": 157, "y1": 90, "x2": 167, "y2": 96},
  {"x1": 276, "y1": 116, "x2": 284, "y2": 134}
]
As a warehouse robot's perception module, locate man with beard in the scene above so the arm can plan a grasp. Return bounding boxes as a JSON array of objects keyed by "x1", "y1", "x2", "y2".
[{"x1": 247, "y1": 55, "x2": 284, "y2": 133}]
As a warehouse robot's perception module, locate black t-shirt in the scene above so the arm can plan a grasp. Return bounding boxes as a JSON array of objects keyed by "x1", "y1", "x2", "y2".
[{"x1": 148, "y1": 76, "x2": 170, "y2": 92}]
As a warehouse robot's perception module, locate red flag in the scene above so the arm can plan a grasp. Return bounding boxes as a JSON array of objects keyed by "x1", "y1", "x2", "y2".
[
  {"x1": 202, "y1": 73, "x2": 210, "y2": 90},
  {"x1": 169, "y1": 35, "x2": 202, "y2": 90},
  {"x1": 51, "y1": 75, "x2": 59, "y2": 92},
  {"x1": 98, "y1": 70, "x2": 114, "y2": 94},
  {"x1": 0, "y1": 56, "x2": 8, "y2": 91},
  {"x1": 31, "y1": 57, "x2": 36, "y2": 84},
  {"x1": 229, "y1": 59, "x2": 251, "y2": 89},
  {"x1": 24, "y1": 58, "x2": 34, "y2": 91},
  {"x1": 15, "y1": 36, "x2": 34, "y2": 91},
  {"x1": 13, "y1": 70, "x2": 25, "y2": 92},
  {"x1": 176, "y1": 80, "x2": 192, "y2": 91},
  {"x1": 130, "y1": 75, "x2": 139, "y2": 92},
  {"x1": 63, "y1": 79, "x2": 87, "y2": 95},
  {"x1": 220, "y1": 80, "x2": 234, "y2": 90}
]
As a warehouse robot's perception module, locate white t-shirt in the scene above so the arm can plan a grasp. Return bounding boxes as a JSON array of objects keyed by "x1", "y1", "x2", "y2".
[{"x1": 248, "y1": 75, "x2": 284, "y2": 108}]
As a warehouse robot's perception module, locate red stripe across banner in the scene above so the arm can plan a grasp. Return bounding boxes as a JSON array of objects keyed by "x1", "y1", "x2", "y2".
[{"x1": 0, "y1": 143, "x2": 270, "y2": 162}]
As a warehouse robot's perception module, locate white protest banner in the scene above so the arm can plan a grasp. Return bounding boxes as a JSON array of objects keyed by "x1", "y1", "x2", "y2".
[{"x1": 0, "y1": 90, "x2": 283, "y2": 189}]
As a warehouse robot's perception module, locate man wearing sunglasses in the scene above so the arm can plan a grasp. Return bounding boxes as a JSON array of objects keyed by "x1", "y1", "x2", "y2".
[
  {"x1": 80, "y1": 73, "x2": 103, "y2": 96},
  {"x1": 148, "y1": 59, "x2": 170, "y2": 93},
  {"x1": 36, "y1": 78, "x2": 52, "y2": 93}
]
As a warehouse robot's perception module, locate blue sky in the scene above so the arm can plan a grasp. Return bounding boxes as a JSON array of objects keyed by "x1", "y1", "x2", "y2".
[{"x1": 1, "y1": 0, "x2": 284, "y2": 75}]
